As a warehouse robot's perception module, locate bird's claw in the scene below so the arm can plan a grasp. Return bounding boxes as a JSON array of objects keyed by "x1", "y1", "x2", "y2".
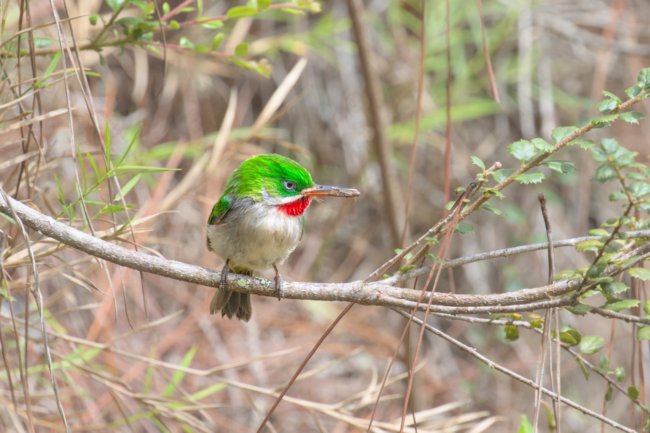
[
  {"x1": 274, "y1": 273, "x2": 284, "y2": 301},
  {"x1": 273, "y1": 264, "x2": 284, "y2": 301}
]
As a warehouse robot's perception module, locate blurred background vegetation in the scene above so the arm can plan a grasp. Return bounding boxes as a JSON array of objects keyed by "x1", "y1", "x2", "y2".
[{"x1": 1, "y1": 0, "x2": 649, "y2": 432}]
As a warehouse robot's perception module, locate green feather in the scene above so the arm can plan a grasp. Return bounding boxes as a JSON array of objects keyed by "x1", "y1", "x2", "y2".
[
  {"x1": 207, "y1": 194, "x2": 231, "y2": 225},
  {"x1": 224, "y1": 154, "x2": 313, "y2": 200}
]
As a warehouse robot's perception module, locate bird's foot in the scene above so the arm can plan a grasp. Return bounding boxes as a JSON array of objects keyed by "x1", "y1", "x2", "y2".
[
  {"x1": 273, "y1": 264, "x2": 284, "y2": 301},
  {"x1": 210, "y1": 260, "x2": 230, "y2": 315},
  {"x1": 220, "y1": 260, "x2": 230, "y2": 290}
]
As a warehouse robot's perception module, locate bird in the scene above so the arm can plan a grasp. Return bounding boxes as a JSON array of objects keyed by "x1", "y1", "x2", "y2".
[{"x1": 207, "y1": 153, "x2": 360, "y2": 321}]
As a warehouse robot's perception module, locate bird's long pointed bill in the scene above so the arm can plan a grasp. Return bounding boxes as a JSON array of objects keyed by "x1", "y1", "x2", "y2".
[{"x1": 302, "y1": 184, "x2": 360, "y2": 198}]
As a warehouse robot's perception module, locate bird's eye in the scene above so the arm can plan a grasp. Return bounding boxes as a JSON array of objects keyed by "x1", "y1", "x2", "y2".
[{"x1": 283, "y1": 180, "x2": 297, "y2": 191}]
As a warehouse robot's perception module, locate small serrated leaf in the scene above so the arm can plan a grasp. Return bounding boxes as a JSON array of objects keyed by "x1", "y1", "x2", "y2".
[
  {"x1": 619, "y1": 111, "x2": 645, "y2": 124},
  {"x1": 551, "y1": 126, "x2": 578, "y2": 143},
  {"x1": 628, "y1": 385, "x2": 639, "y2": 401},
  {"x1": 531, "y1": 137, "x2": 554, "y2": 152},
  {"x1": 514, "y1": 172, "x2": 545, "y2": 185},
  {"x1": 576, "y1": 239, "x2": 603, "y2": 253},
  {"x1": 508, "y1": 140, "x2": 537, "y2": 162},
  {"x1": 629, "y1": 268, "x2": 650, "y2": 281},
  {"x1": 595, "y1": 164, "x2": 615, "y2": 183},
  {"x1": 573, "y1": 138, "x2": 594, "y2": 150},
  {"x1": 579, "y1": 335, "x2": 605, "y2": 355},
  {"x1": 604, "y1": 299, "x2": 640, "y2": 312},
  {"x1": 491, "y1": 168, "x2": 515, "y2": 183},
  {"x1": 470, "y1": 155, "x2": 486, "y2": 170}
]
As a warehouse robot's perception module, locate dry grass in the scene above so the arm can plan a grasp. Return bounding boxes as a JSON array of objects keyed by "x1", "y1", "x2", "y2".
[{"x1": 1, "y1": 0, "x2": 649, "y2": 432}]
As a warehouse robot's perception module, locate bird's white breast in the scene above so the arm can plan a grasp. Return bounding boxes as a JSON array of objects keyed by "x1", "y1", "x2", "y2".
[{"x1": 207, "y1": 201, "x2": 303, "y2": 272}]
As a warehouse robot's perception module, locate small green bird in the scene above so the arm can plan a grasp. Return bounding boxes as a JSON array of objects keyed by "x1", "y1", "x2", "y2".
[{"x1": 207, "y1": 154, "x2": 360, "y2": 321}]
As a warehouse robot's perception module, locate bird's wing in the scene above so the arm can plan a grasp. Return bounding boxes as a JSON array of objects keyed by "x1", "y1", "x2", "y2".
[{"x1": 207, "y1": 194, "x2": 232, "y2": 225}]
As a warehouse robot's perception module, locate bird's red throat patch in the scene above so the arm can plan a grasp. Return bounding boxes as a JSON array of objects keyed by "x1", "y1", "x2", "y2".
[{"x1": 277, "y1": 196, "x2": 312, "y2": 216}]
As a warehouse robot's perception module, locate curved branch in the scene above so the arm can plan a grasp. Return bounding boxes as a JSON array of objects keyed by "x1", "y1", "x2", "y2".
[{"x1": 1, "y1": 191, "x2": 648, "y2": 315}]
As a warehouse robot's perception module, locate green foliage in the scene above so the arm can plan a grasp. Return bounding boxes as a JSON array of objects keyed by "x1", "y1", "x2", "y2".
[
  {"x1": 637, "y1": 326, "x2": 650, "y2": 341},
  {"x1": 579, "y1": 335, "x2": 604, "y2": 355},
  {"x1": 517, "y1": 415, "x2": 533, "y2": 433},
  {"x1": 504, "y1": 324, "x2": 519, "y2": 341}
]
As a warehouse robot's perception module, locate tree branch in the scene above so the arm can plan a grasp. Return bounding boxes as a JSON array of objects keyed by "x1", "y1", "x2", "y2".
[{"x1": 1, "y1": 191, "x2": 649, "y2": 316}]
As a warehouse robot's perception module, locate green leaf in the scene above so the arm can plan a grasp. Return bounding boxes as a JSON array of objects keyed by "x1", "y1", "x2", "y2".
[
  {"x1": 565, "y1": 303, "x2": 591, "y2": 316},
  {"x1": 603, "y1": 281, "x2": 629, "y2": 295},
  {"x1": 504, "y1": 324, "x2": 519, "y2": 341},
  {"x1": 470, "y1": 155, "x2": 485, "y2": 170},
  {"x1": 579, "y1": 335, "x2": 605, "y2": 355},
  {"x1": 514, "y1": 172, "x2": 545, "y2": 185},
  {"x1": 517, "y1": 415, "x2": 533, "y2": 433},
  {"x1": 602, "y1": 90, "x2": 621, "y2": 104},
  {"x1": 543, "y1": 160, "x2": 575, "y2": 174},
  {"x1": 508, "y1": 140, "x2": 537, "y2": 162},
  {"x1": 454, "y1": 222, "x2": 474, "y2": 234},
  {"x1": 637, "y1": 68, "x2": 650, "y2": 89},
  {"x1": 604, "y1": 299, "x2": 640, "y2": 312},
  {"x1": 234, "y1": 42, "x2": 249, "y2": 57},
  {"x1": 601, "y1": 138, "x2": 619, "y2": 154},
  {"x1": 605, "y1": 383, "x2": 613, "y2": 401},
  {"x1": 112, "y1": 174, "x2": 141, "y2": 202},
  {"x1": 559, "y1": 327, "x2": 581, "y2": 346},
  {"x1": 531, "y1": 137, "x2": 554, "y2": 152},
  {"x1": 576, "y1": 239, "x2": 603, "y2": 253},
  {"x1": 551, "y1": 126, "x2": 578, "y2": 144},
  {"x1": 637, "y1": 326, "x2": 650, "y2": 341},
  {"x1": 89, "y1": 14, "x2": 99, "y2": 25},
  {"x1": 113, "y1": 165, "x2": 180, "y2": 174},
  {"x1": 629, "y1": 268, "x2": 650, "y2": 281},
  {"x1": 162, "y1": 2, "x2": 170, "y2": 14},
  {"x1": 179, "y1": 36, "x2": 194, "y2": 49},
  {"x1": 480, "y1": 202, "x2": 501, "y2": 215},
  {"x1": 615, "y1": 366, "x2": 625, "y2": 382},
  {"x1": 163, "y1": 346, "x2": 197, "y2": 397},
  {"x1": 491, "y1": 168, "x2": 515, "y2": 183},
  {"x1": 619, "y1": 111, "x2": 645, "y2": 124},
  {"x1": 595, "y1": 164, "x2": 615, "y2": 183},
  {"x1": 227, "y1": 6, "x2": 258, "y2": 18},
  {"x1": 588, "y1": 228, "x2": 609, "y2": 237},
  {"x1": 628, "y1": 385, "x2": 639, "y2": 401},
  {"x1": 201, "y1": 20, "x2": 224, "y2": 29},
  {"x1": 258, "y1": 0, "x2": 272, "y2": 9},
  {"x1": 598, "y1": 98, "x2": 618, "y2": 114},
  {"x1": 573, "y1": 138, "x2": 594, "y2": 150},
  {"x1": 590, "y1": 114, "x2": 619, "y2": 128},
  {"x1": 106, "y1": 0, "x2": 126, "y2": 11},
  {"x1": 34, "y1": 51, "x2": 61, "y2": 88},
  {"x1": 211, "y1": 33, "x2": 225, "y2": 50},
  {"x1": 644, "y1": 300, "x2": 650, "y2": 316}
]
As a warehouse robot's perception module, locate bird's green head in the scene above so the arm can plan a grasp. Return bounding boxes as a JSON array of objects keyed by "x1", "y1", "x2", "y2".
[{"x1": 229, "y1": 154, "x2": 314, "y2": 201}]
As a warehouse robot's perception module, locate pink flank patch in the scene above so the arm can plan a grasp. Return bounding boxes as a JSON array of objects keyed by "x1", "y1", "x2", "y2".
[{"x1": 278, "y1": 196, "x2": 312, "y2": 216}]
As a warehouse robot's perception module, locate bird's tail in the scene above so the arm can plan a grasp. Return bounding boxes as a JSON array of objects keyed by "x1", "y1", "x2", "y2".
[{"x1": 210, "y1": 267, "x2": 253, "y2": 321}]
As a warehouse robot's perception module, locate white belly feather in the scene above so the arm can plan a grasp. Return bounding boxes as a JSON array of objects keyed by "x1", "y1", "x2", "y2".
[{"x1": 207, "y1": 201, "x2": 303, "y2": 272}]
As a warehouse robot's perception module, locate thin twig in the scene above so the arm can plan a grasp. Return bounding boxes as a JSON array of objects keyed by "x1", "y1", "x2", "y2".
[{"x1": 394, "y1": 309, "x2": 638, "y2": 433}]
